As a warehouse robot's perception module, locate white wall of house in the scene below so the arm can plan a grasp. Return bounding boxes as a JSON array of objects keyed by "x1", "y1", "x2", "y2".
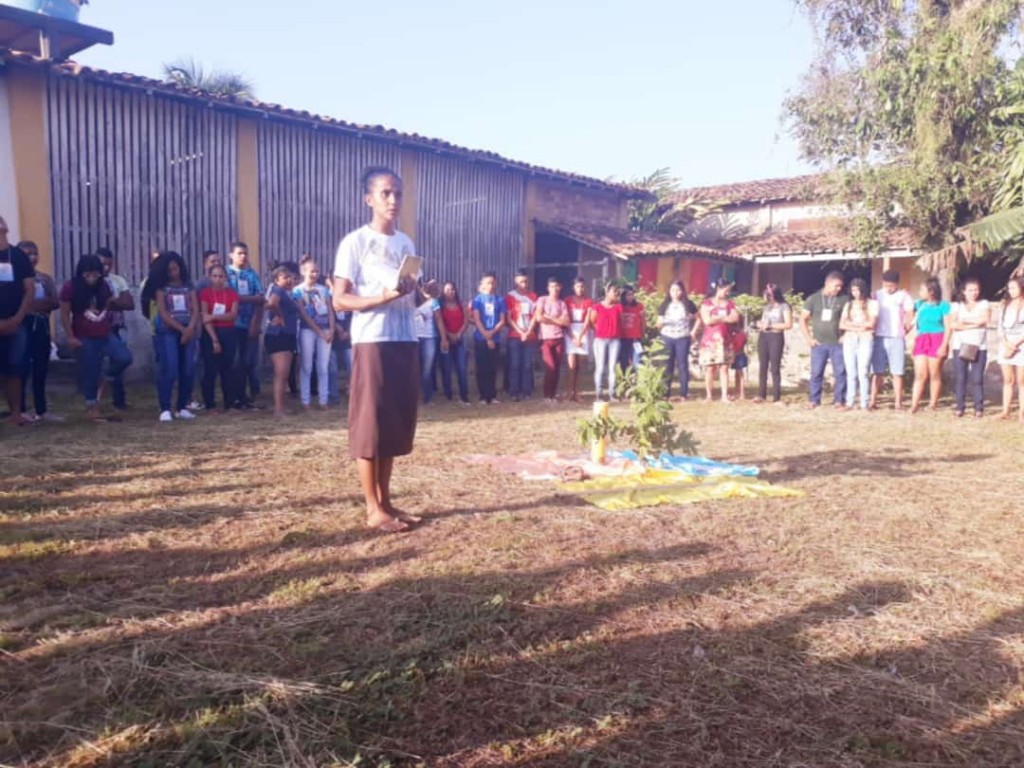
[
  {"x1": 0, "y1": 74, "x2": 21, "y2": 239},
  {"x1": 682, "y1": 201, "x2": 855, "y2": 244}
]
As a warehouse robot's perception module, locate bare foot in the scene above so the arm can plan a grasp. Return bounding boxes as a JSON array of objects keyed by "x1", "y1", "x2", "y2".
[
  {"x1": 367, "y1": 509, "x2": 409, "y2": 533},
  {"x1": 386, "y1": 506, "x2": 423, "y2": 525},
  {"x1": 998, "y1": 410, "x2": 1011, "y2": 421}
]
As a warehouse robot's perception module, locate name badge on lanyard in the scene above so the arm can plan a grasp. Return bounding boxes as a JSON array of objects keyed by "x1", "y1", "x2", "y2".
[
  {"x1": 171, "y1": 293, "x2": 187, "y2": 313},
  {"x1": 213, "y1": 302, "x2": 227, "y2": 316},
  {"x1": 821, "y1": 308, "x2": 833, "y2": 323},
  {"x1": 484, "y1": 301, "x2": 495, "y2": 319},
  {"x1": 34, "y1": 280, "x2": 45, "y2": 299},
  {"x1": 237, "y1": 279, "x2": 251, "y2": 297},
  {"x1": 0, "y1": 262, "x2": 13, "y2": 283},
  {"x1": 519, "y1": 301, "x2": 531, "y2": 330},
  {"x1": 572, "y1": 308, "x2": 584, "y2": 323}
]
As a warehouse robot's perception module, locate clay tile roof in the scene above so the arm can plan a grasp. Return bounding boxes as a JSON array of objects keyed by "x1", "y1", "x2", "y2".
[
  {"x1": 537, "y1": 221, "x2": 742, "y2": 263},
  {"x1": 0, "y1": 48, "x2": 643, "y2": 196},
  {"x1": 725, "y1": 226, "x2": 921, "y2": 258},
  {"x1": 677, "y1": 173, "x2": 828, "y2": 206}
]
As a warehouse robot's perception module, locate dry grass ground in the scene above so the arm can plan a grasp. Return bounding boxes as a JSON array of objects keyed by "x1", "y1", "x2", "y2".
[{"x1": 2, "y1": 383, "x2": 1024, "y2": 767}]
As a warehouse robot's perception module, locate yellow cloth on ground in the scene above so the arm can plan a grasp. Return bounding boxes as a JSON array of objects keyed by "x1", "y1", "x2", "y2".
[{"x1": 560, "y1": 472, "x2": 802, "y2": 511}]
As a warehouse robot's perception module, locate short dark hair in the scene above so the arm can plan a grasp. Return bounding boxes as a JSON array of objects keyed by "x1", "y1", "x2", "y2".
[
  {"x1": 271, "y1": 260, "x2": 301, "y2": 277},
  {"x1": 16, "y1": 240, "x2": 37, "y2": 252},
  {"x1": 825, "y1": 271, "x2": 845, "y2": 284},
  {"x1": 271, "y1": 265, "x2": 293, "y2": 281},
  {"x1": 547, "y1": 275, "x2": 561, "y2": 285},
  {"x1": 299, "y1": 254, "x2": 317, "y2": 267},
  {"x1": 361, "y1": 166, "x2": 400, "y2": 193},
  {"x1": 573, "y1": 276, "x2": 585, "y2": 285},
  {"x1": 202, "y1": 249, "x2": 219, "y2": 261},
  {"x1": 95, "y1": 246, "x2": 114, "y2": 260},
  {"x1": 882, "y1": 270, "x2": 900, "y2": 283},
  {"x1": 481, "y1": 271, "x2": 497, "y2": 280},
  {"x1": 230, "y1": 241, "x2": 248, "y2": 253},
  {"x1": 516, "y1": 268, "x2": 529, "y2": 278}
]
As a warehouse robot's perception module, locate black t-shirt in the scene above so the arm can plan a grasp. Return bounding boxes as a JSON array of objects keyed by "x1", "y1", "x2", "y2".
[{"x1": 0, "y1": 245, "x2": 35, "y2": 320}]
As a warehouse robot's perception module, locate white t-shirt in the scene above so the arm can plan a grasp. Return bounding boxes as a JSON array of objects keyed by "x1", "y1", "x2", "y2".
[
  {"x1": 951, "y1": 300, "x2": 990, "y2": 351},
  {"x1": 874, "y1": 288, "x2": 914, "y2": 338},
  {"x1": 414, "y1": 298, "x2": 440, "y2": 339},
  {"x1": 333, "y1": 225, "x2": 418, "y2": 344}
]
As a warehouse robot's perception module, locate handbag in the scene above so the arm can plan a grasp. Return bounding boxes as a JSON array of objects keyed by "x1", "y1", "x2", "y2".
[{"x1": 958, "y1": 343, "x2": 979, "y2": 362}]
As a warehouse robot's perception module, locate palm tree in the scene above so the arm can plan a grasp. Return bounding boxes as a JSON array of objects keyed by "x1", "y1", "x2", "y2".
[
  {"x1": 625, "y1": 168, "x2": 720, "y2": 236},
  {"x1": 162, "y1": 58, "x2": 255, "y2": 100}
]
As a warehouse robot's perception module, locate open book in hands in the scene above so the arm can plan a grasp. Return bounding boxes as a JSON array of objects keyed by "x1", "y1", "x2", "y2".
[{"x1": 393, "y1": 255, "x2": 423, "y2": 291}]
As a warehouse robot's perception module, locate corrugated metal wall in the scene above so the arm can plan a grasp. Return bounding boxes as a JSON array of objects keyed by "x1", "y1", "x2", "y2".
[
  {"x1": 417, "y1": 155, "x2": 525, "y2": 298},
  {"x1": 46, "y1": 75, "x2": 237, "y2": 286},
  {"x1": 257, "y1": 120, "x2": 400, "y2": 277}
]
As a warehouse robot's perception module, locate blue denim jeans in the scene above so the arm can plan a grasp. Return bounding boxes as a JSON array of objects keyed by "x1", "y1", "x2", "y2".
[
  {"x1": 593, "y1": 337, "x2": 621, "y2": 400},
  {"x1": 661, "y1": 335, "x2": 691, "y2": 398},
  {"x1": 327, "y1": 343, "x2": 352, "y2": 405},
  {"x1": 954, "y1": 349, "x2": 987, "y2": 414},
  {"x1": 842, "y1": 335, "x2": 873, "y2": 408},
  {"x1": 440, "y1": 339, "x2": 470, "y2": 401},
  {"x1": 506, "y1": 337, "x2": 536, "y2": 398},
  {"x1": 299, "y1": 327, "x2": 331, "y2": 406},
  {"x1": 77, "y1": 334, "x2": 133, "y2": 407},
  {"x1": 155, "y1": 331, "x2": 198, "y2": 412},
  {"x1": 107, "y1": 330, "x2": 132, "y2": 408},
  {"x1": 419, "y1": 336, "x2": 439, "y2": 403},
  {"x1": 809, "y1": 342, "x2": 846, "y2": 406}
]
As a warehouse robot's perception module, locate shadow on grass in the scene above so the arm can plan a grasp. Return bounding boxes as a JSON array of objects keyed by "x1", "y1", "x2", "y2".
[
  {"x1": 743, "y1": 448, "x2": 995, "y2": 482},
  {"x1": 2, "y1": 506, "x2": 1022, "y2": 765}
]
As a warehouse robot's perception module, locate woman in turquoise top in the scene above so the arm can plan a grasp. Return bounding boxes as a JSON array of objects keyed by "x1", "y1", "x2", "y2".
[{"x1": 910, "y1": 277, "x2": 952, "y2": 414}]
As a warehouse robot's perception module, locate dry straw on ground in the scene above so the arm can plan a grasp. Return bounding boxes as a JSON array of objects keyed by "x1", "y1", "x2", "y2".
[{"x1": 2, "y1": 386, "x2": 1024, "y2": 767}]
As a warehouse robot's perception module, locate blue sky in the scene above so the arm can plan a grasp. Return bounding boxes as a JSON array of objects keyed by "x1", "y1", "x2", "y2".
[{"x1": 75, "y1": 0, "x2": 817, "y2": 187}]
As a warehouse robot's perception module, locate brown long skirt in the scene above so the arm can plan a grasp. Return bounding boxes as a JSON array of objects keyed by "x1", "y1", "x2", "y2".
[{"x1": 348, "y1": 341, "x2": 419, "y2": 459}]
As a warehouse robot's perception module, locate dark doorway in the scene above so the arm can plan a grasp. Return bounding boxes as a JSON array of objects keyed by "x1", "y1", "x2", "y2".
[
  {"x1": 960, "y1": 257, "x2": 1021, "y2": 301},
  {"x1": 533, "y1": 232, "x2": 582, "y2": 294},
  {"x1": 792, "y1": 260, "x2": 871, "y2": 296}
]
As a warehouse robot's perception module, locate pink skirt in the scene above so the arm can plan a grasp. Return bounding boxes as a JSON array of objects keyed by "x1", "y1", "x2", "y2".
[{"x1": 913, "y1": 332, "x2": 945, "y2": 358}]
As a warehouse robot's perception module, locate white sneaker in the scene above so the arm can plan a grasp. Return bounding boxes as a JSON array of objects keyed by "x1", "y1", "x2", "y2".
[
  {"x1": 187, "y1": 401, "x2": 204, "y2": 411},
  {"x1": 176, "y1": 409, "x2": 196, "y2": 420},
  {"x1": 159, "y1": 410, "x2": 173, "y2": 422}
]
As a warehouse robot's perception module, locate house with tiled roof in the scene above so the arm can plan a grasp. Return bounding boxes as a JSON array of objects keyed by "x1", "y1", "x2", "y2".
[{"x1": 675, "y1": 173, "x2": 930, "y2": 296}]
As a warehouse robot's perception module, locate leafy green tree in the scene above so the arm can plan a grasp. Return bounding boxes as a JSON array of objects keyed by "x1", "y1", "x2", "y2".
[
  {"x1": 626, "y1": 168, "x2": 720, "y2": 236},
  {"x1": 163, "y1": 58, "x2": 256, "y2": 99},
  {"x1": 786, "y1": 0, "x2": 1024, "y2": 258}
]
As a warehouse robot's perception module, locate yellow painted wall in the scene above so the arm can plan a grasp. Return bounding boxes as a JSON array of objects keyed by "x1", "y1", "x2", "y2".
[
  {"x1": 236, "y1": 119, "x2": 261, "y2": 271},
  {"x1": 885, "y1": 256, "x2": 930, "y2": 293},
  {"x1": 399, "y1": 149, "x2": 419, "y2": 243},
  {"x1": 6, "y1": 69, "x2": 53, "y2": 276},
  {"x1": 656, "y1": 257, "x2": 675, "y2": 292}
]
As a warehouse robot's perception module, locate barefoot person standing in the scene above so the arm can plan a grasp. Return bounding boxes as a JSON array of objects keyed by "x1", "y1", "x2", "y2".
[{"x1": 333, "y1": 167, "x2": 428, "y2": 533}]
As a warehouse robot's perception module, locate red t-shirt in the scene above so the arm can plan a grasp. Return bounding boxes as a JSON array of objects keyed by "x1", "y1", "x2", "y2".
[
  {"x1": 199, "y1": 287, "x2": 240, "y2": 329},
  {"x1": 566, "y1": 296, "x2": 593, "y2": 325},
  {"x1": 60, "y1": 280, "x2": 113, "y2": 339},
  {"x1": 620, "y1": 303, "x2": 645, "y2": 340},
  {"x1": 731, "y1": 330, "x2": 748, "y2": 354},
  {"x1": 505, "y1": 290, "x2": 538, "y2": 341},
  {"x1": 591, "y1": 302, "x2": 623, "y2": 339},
  {"x1": 440, "y1": 303, "x2": 465, "y2": 335}
]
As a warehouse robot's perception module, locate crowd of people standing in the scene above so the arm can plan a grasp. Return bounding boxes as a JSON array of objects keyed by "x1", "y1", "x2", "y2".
[{"x1": 3, "y1": 215, "x2": 1024, "y2": 430}]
